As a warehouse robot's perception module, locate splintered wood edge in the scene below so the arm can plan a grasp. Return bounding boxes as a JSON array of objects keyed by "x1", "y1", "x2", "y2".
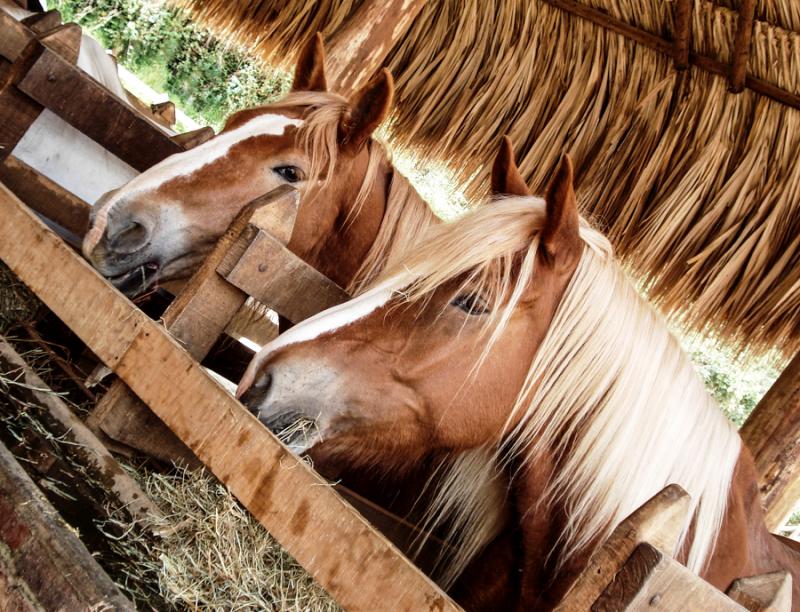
[
  {"x1": 555, "y1": 484, "x2": 692, "y2": 610},
  {"x1": 0, "y1": 183, "x2": 458, "y2": 612}
]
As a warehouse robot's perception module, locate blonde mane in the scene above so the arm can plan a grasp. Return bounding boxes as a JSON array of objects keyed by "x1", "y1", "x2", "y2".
[
  {"x1": 265, "y1": 91, "x2": 438, "y2": 294},
  {"x1": 375, "y1": 196, "x2": 741, "y2": 587}
]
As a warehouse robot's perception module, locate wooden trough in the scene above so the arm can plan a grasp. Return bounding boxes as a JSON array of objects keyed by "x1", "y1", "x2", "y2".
[{"x1": 0, "y1": 5, "x2": 797, "y2": 611}]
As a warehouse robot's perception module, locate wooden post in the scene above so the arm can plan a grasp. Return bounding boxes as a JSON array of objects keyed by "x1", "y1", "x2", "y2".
[
  {"x1": 740, "y1": 351, "x2": 800, "y2": 530},
  {"x1": 0, "y1": 183, "x2": 458, "y2": 612},
  {"x1": 729, "y1": 0, "x2": 756, "y2": 92},
  {"x1": 326, "y1": 0, "x2": 427, "y2": 96},
  {"x1": 89, "y1": 185, "x2": 300, "y2": 465},
  {"x1": 591, "y1": 543, "x2": 749, "y2": 611},
  {"x1": 555, "y1": 484, "x2": 691, "y2": 610},
  {"x1": 673, "y1": 0, "x2": 692, "y2": 70}
]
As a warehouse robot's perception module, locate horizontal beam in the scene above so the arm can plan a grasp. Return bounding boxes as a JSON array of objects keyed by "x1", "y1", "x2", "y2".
[
  {"x1": 0, "y1": 182, "x2": 457, "y2": 611},
  {"x1": 542, "y1": 0, "x2": 800, "y2": 111},
  {"x1": 16, "y1": 47, "x2": 183, "y2": 171}
]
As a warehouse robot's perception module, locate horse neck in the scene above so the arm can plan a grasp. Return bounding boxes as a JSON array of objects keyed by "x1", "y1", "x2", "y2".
[{"x1": 347, "y1": 165, "x2": 440, "y2": 295}]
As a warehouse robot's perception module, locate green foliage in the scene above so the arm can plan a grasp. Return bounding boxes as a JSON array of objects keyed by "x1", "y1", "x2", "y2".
[
  {"x1": 51, "y1": 0, "x2": 291, "y2": 129},
  {"x1": 681, "y1": 333, "x2": 781, "y2": 427}
]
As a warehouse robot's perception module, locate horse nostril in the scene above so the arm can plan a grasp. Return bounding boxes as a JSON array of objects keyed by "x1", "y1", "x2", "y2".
[
  {"x1": 241, "y1": 373, "x2": 273, "y2": 416},
  {"x1": 109, "y1": 220, "x2": 151, "y2": 254}
]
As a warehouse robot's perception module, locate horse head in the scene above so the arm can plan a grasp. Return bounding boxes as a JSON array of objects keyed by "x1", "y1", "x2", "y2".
[{"x1": 83, "y1": 33, "x2": 395, "y2": 295}]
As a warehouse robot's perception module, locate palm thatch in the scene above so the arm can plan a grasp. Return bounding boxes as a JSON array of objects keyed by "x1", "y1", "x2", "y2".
[{"x1": 173, "y1": 0, "x2": 800, "y2": 357}]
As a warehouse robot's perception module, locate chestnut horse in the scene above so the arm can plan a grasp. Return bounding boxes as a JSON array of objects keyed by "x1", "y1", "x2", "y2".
[
  {"x1": 82, "y1": 34, "x2": 435, "y2": 298},
  {"x1": 238, "y1": 153, "x2": 800, "y2": 610}
]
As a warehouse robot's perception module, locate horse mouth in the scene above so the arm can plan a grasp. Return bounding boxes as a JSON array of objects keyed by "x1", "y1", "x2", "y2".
[{"x1": 107, "y1": 262, "x2": 160, "y2": 296}]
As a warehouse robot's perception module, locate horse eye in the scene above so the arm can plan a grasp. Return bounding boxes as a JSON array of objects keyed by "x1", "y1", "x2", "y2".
[
  {"x1": 274, "y1": 165, "x2": 304, "y2": 183},
  {"x1": 451, "y1": 293, "x2": 490, "y2": 316}
]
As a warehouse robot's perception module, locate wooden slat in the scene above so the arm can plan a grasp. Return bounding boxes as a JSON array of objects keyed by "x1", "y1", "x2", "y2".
[
  {"x1": 591, "y1": 543, "x2": 747, "y2": 611},
  {"x1": 0, "y1": 439, "x2": 135, "y2": 611},
  {"x1": 727, "y1": 571, "x2": 792, "y2": 612},
  {"x1": 219, "y1": 228, "x2": 350, "y2": 324},
  {"x1": 555, "y1": 484, "x2": 691, "y2": 610},
  {"x1": 20, "y1": 9, "x2": 61, "y2": 34},
  {"x1": 0, "y1": 41, "x2": 45, "y2": 162},
  {"x1": 172, "y1": 126, "x2": 215, "y2": 149},
  {"x1": 326, "y1": 0, "x2": 427, "y2": 96},
  {"x1": 0, "y1": 182, "x2": 457, "y2": 611},
  {"x1": 0, "y1": 338, "x2": 160, "y2": 520},
  {"x1": 541, "y1": 0, "x2": 800, "y2": 111},
  {"x1": 91, "y1": 186, "x2": 299, "y2": 465},
  {"x1": 729, "y1": 0, "x2": 757, "y2": 92},
  {"x1": 0, "y1": 10, "x2": 34, "y2": 62},
  {"x1": 673, "y1": 0, "x2": 692, "y2": 70},
  {"x1": 740, "y1": 351, "x2": 800, "y2": 530},
  {"x1": 0, "y1": 155, "x2": 90, "y2": 238},
  {"x1": 16, "y1": 47, "x2": 183, "y2": 171}
]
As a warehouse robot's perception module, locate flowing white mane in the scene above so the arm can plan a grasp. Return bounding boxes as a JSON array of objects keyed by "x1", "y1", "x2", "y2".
[{"x1": 374, "y1": 196, "x2": 741, "y2": 586}]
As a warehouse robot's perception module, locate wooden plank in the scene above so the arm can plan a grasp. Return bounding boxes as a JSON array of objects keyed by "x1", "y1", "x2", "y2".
[
  {"x1": 20, "y1": 9, "x2": 61, "y2": 34},
  {"x1": 0, "y1": 155, "x2": 90, "y2": 238},
  {"x1": 740, "y1": 351, "x2": 800, "y2": 530},
  {"x1": 327, "y1": 0, "x2": 427, "y2": 96},
  {"x1": 0, "y1": 10, "x2": 34, "y2": 61},
  {"x1": 151, "y1": 100, "x2": 176, "y2": 127},
  {"x1": 729, "y1": 0, "x2": 756, "y2": 92},
  {"x1": 219, "y1": 228, "x2": 350, "y2": 324},
  {"x1": 172, "y1": 125, "x2": 215, "y2": 149},
  {"x1": 37, "y1": 22, "x2": 81, "y2": 65},
  {"x1": 673, "y1": 0, "x2": 692, "y2": 70},
  {"x1": 0, "y1": 41, "x2": 45, "y2": 162},
  {"x1": 16, "y1": 47, "x2": 184, "y2": 171},
  {"x1": 91, "y1": 185, "x2": 299, "y2": 465},
  {"x1": 0, "y1": 182, "x2": 458, "y2": 612},
  {"x1": 0, "y1": 439, "x2": 135, "y2": 611},
  {"x1": 591, "y1": 543, "x2": 746, "y2": 611},
  {"x1": 555, "y1": 484, "x2": 692, "y2": 610},
  {"x1": 727, "y1": 571, "x2": 792, "y2": 612},
  {"x1": 0, "y1": 338, "x2": 161, "y2": 521},
  {"x1": 541, "y1": 0, "x2": 800, "y2": 111}
]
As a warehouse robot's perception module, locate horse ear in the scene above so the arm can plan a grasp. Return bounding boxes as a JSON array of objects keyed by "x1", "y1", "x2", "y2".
[
  {"x1": 292, "y1": 32, "x2": 327, "y2": 92},
  {"x1": 491, "y1": 136, "x2": 531, "y2": 197},
  {"x1": 339, "y1": 69, "x2": 393, "y2": 151},
  {"x1": 542, "y1": 154, "x2": 581, "y2": 261}
]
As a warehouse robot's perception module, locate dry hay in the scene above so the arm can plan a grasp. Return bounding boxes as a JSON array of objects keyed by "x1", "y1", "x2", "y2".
[
  {"x1": 107, "y1": 463, "x2": 339, "y2": 612},
  {"x1": 0, "y1": 261, "x2": 44, "y2": 334},
  {"x1": 171, "y1": 0, "x2": 800, "y2": 357}
]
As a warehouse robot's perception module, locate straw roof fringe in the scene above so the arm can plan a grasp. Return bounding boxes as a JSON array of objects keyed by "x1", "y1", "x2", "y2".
[{"x1": 174, "y1": 0, "x2": 800, "y2": 357}]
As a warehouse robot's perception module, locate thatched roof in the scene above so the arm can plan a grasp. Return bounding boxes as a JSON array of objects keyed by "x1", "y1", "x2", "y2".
[{"x1": 175, "y1": 0, "x2": 800, "y2": 357}]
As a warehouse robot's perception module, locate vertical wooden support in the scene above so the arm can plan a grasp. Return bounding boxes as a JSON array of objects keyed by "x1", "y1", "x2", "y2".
[
  {"x1": 326, "y1": 0, "x2": 427, "y2": 96},
  {"x1": 555, "y1": 484, "x2": 691, "y2": 610},
  {"x1": 740, "y1": 352, "x2": 800, "y2": 530},
  {"x1": 673, "y1": 0, "x2": 692, "y2": 70},
  {"x1": 729, "y1": 0, "x2": 756, "y2": 92},
  {"x1": 19, "y1": 9, "x2": 61, "y2": 34},
  {"x1": 88, "y1": 186, "x2": 299, "y2": 464}
]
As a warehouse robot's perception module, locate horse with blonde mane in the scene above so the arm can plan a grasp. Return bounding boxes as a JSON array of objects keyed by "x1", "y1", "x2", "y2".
[
  {"x1": 82, "y1": 33, "x2": 435, "y2": 298},
  {"x1": 238, "y1": 151, "x2": 800, "y2": 610}
]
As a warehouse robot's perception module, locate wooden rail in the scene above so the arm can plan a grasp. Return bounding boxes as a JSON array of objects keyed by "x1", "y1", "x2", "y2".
[
  {"x1": 0, "y1": 182, "x2": 457, "y2": 611},
  {"x1": 541, "y1": 0, "x2": 800, "y2": 110}
]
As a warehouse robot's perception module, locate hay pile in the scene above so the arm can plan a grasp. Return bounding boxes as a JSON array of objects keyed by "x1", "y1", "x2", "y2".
[
  {"x1": 107, "y1": 464, "x2": 339, "y2": 611},
  {"x1": 172, "y1": 0, "x2": 800, "y2": 357}
]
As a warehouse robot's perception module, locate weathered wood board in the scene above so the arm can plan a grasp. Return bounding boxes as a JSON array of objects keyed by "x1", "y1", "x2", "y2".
[
  {"x1": 0, "y1": 183, "x2": 458, "y2": 611},
  {"x1": 0, "y1": 439, "x2": 135, "y2": 611}
]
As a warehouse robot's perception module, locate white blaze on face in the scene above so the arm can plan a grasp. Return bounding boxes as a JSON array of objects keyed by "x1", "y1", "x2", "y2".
[
  {"x1": 236, "y1": 273, "x2": 414, "y2": 397},
  {"x1": 83, "y1": 113, "x2": 303, "y2": 257}
]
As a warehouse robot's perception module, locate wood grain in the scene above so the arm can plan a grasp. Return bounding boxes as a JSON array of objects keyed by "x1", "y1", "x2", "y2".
[
  {"x1": 555, "y1": 484, "x2": 691, "y2": 610},
  {"x1": 0, "y1": 182, "x2": 457, "y2": 611},
  {"x1": 740, "y1": 351, "x2": 800, "y2": 530},
  {"x1": 0, "y1": 439, "x2": 135, "y2": 611},
  {"x1": 16, "y1": 47, "x2": 183, "y2": 171},
  {"x1": 727, "y1": 571, "x2": 792, "y2": 612}
]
